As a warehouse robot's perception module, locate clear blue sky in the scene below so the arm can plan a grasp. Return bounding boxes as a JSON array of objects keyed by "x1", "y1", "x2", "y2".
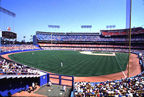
[{"x1": 0, "y1": 0, "x2": 144, "y2": 41}]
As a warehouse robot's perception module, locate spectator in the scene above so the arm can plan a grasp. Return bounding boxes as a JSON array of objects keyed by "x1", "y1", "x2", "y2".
[
  {"x1": 48, "y1": 81, "x2": 52, "y2": 87},
  {"x1": 62, "y1": 85, "x2": 66, "y2": 92}
]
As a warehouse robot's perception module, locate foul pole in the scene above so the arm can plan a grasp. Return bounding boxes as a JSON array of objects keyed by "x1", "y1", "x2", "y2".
[{"x1": 126, "y1": 0, "x2": 132, "y2": 78}]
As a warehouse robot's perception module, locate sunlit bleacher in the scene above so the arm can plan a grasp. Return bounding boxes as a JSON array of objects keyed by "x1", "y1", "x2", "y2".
[
  {"x1": 0, "y1": 44, "x2": 40, "y2": 52},
  {"x1": 0, "y1": 59, "x2": 40, "y2": 75}
]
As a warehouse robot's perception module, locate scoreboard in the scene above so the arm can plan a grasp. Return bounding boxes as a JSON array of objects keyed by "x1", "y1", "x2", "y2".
[{"x1": 2, "y1": 31, "x2": 17, "y2": 39}]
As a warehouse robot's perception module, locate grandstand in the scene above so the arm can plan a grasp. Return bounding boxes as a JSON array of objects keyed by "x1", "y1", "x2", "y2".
[{"x1": 37, "y1": 27, "x2": 144, "y2": 52}]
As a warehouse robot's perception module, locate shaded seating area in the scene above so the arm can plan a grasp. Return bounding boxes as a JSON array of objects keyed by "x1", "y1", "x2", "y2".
[{"x1": 0, "y1": 76, "x2": 40, "y2": 96}]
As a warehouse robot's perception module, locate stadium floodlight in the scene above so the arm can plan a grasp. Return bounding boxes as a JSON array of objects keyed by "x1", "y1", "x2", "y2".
[
  {"x1": 48, "y1": 25, "x2": 60, "y2": 28},
  {"x1": 81, "y1": 25, "x2": 92, "y2": 32},
  {"x1": 106, "y1": 25, "x2": 116, "y2": 29},
  {"x1": 113, "y1": 25, "x2": 116, "y2": 28},
  {"x1": 81, "y1": 25, "x2": 92, "y2": 28}
]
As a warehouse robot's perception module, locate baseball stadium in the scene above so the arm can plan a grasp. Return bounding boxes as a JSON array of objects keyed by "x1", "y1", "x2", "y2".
[{"x1": 0, "y1": 0, "x2": 144, "y2": 97}]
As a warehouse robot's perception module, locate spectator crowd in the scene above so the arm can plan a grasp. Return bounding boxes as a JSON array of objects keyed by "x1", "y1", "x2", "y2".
[
  {"x1": 0, "y1": 59, "x2": 40, "y2": 75},
  {"x1": 36, "y1": 32, "x2": 144, "y2": 42},
  {"x1": 74, "y1": 74, "x2": 144, "y2": 97},
  {"x1": 0, "y1": 44, "x2": 39, "y2": 52}
]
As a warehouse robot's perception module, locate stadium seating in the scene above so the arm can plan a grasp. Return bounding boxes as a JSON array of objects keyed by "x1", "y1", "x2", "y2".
[
  {"x1": 0, "y1": 58, "x2": 40, "y2": 75},
  {"x1": 0, "y1": 45, "x2": 47, "y2": 96},
  {"x1": 0, "y1": 44, "x2": 40, "y2": 52},
  {"x1": 74, "y1": 74, "x2": 144, "y2": 97},
  {"x1": 101, "y1": 27, "x2": 144, "y2": 37},
  {"x1": 36, "y1": 27, "x2": 144, "y2": 42},
  {"x1": 0, "y1": 44, "x2": 41, "y2": 75}
]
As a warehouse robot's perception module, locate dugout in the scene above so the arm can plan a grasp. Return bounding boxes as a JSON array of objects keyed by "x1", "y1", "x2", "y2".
[
  {"x1": 0, "y1": 76, "x2": 39, "y2": 96},
  {"x1": 0, "y1": 73, "x2": 48, "y2": 96}
]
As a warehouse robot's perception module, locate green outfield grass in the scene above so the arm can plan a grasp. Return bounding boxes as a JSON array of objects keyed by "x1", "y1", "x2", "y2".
[{"x1": 9, "y1": 50, "x2": 129, "y2": 77}]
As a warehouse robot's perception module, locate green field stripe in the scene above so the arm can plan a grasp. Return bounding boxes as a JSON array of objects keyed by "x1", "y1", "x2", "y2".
[
  {"x1": 63, "y1": 55, "x2": 89, "y2": 75},
  {"x1": 75, "y1": 57, "x2": 94, "y2": 76},
  {"x1": 115, "y1": 53, "x2": 128, "y2": 71},
  {"x1": 114, "y1": 53, "x2": 127, "y2": 72},
  {"x1": 83, "y1": 56, "x2": 99, "y2": 76}
]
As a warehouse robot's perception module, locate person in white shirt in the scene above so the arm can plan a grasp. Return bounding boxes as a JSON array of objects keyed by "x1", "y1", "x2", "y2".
[
  {"x1": 32, "y1": 82, "x2": 35, "y2": 90},
  {"x1": 62, "y1": 85, "x2": 66, "y2": 92},
  {"x1": 48, "y1": 81, "x2": 52, "y2": 86}
]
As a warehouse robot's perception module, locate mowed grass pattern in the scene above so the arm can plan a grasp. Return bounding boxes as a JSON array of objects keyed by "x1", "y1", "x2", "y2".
[{"x1": 9, "y1": 50, "x2": 129, "y2": 77}]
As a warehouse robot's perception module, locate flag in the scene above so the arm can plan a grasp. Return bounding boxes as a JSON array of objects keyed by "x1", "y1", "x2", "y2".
[{"x1": 61, "y1": 62, "x2": 63, "y2": 67}]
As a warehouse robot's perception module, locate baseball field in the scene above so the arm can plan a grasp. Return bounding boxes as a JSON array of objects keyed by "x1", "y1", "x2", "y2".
[{"x1": 9, "y1": 50, "x2": 129, "y2": 77}]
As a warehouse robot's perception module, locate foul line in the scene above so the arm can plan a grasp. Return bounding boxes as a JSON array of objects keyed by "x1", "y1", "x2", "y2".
[{"x1": 115, "y1": 56, "x2": 127, "y2": 78}]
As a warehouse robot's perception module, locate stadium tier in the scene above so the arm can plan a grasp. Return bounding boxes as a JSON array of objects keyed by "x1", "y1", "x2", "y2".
[
  {"x1": 36, "y1": 32, "x2": 101, "y2": 42},
  {"x1": 101, "y1": 27, "x2": 144, "y2": 37},
  {"x1": 36, "y1": 27, "x2": 144, "y2": 51},
  {"x1": 36, "y1": 27, "x2": 144, "y2": 43}
]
